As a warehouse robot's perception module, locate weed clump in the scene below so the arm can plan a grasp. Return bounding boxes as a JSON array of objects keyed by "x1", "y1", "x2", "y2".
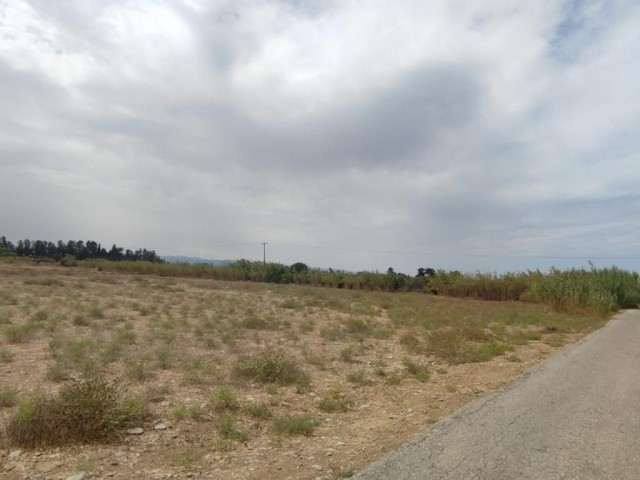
[
  {"x1": 273, "y1": 415, "x2": 317, "y2": 436},
  {"x1": 427, "y1": 324, "x2": 503, "y2": 364},
  {"x1": 402, "y1": 358, "x2": 430, "y2": 382},
  {"x1": 0, "y1": 386, "x2": 19, "y2": 408},
  {"x1": 317, "y1": 389, "x2": 354, "y2": 413},
  {"x1": 244, "y1": 402, "x2": 271, "y2": 419},
  {"x1": 4, "y1": 323, "x2": 37, "y2": 343},
  {"x1": 217, "y1": 413, "x2": 248, "y2": 442},
  {"x1": 5, "y1": 376, "x2": 149, "y2": 447},
  {"x1": 233, "y1": 348, "x2": 309, "y2": 386},
  {"x1": 211, "y1": 386, "x2": 240, "y2": 411}
]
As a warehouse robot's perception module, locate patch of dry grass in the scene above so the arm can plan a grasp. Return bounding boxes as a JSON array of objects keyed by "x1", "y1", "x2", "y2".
[{"x1": 0, "y1": 262, "x2": 607, "y2": 454}]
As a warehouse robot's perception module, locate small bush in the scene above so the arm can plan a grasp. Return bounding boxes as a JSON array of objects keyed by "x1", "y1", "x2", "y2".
[
  {"x1": 240, "y1": 315, "x2": 281, "y2": 330},
  {"x1": 5, "y1": 376, "x2": 149, "y2": 447},
  {"x1": 60, "y1": 255, "x2": 78, "y2": 267},
  {"x1": 233, "y1": 348, "x2": 309, "y2": 386},
  {"x1": 346, "y1": 370, "x2": 371, "y2": 386},
  {"x1": 171, "y1": 403, "x2": 206, "y2": 421},
  {"x1": 0, "y1": 386, "x2": 19, "y2": 408},
  {"x1": 273, "y1": 415, "x2": 317, "y2": 436},
  {"x1": 402, "y1": 358, "x2": 430, "y2": 382},
  {"x1": 340, "y1": 346, "x2": 359, "y2": 363},
  {"x1": 5, "y1": 323, "x2": 37, "y2": 343},
  {"x1": 155, "y1": 347, "x2": 173, "y2": 369},
  {"x1": 0, "y1": 346, "x2": 14, "y2": 363},
  {"x1": 72, "y1": 314, "x2": 90, "y2": 327},
  {"x1": 428, "y1": 324, "x2": 493, "y2": 364},
  {"x1": 127, "y1": 360, "x2": 154, "y2": 383},
  {"x1": 344, "y1": 317, "x2": 373, "y2": 337},
  {"x1": 217, "y1": 414, "x2": 248, "y2": 442},
  {"x1": 399, "y1": 331, "x2": 426, "y2": 354},
  {"x1": 88, "y1": 304, "x2": 105, "y2": 319},
  {"x1": 244, "y1": 402, "x2": 271, "y2": 419},
  {"x1": 46, "y1": 362, "x2": 70, "y2": 382},
  {"x1": 317, "y1": 389, "x2": 354, "y2": 413},
  {"x1": 211, "y1": 386, "x2": 240, "y2": 412},
  {"x1": 320, "y1": 327, "x2": 343, "y2": 341}
]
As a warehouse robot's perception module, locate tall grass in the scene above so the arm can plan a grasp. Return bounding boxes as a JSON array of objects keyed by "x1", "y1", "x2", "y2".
[
  {"x1": 428, "y1": 271, "x2": 533, "y2": 301},
  {"x1": 528, "y1": 267, "x2": 640, "y2": 316},
  {"x1": 430, "y1": 267, "x2": 639, "y2": 316}
]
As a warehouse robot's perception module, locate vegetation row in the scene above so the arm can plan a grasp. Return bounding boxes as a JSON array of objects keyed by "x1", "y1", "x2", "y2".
[
  {"x1": 3, "y1": 234, "x2": 638, "y2": 316},
  {"x1": 0, "y1": 235, "x2": 163, "y2": 263},
  {"x1": 66, "y1": 258, "x2": 639, "y2": 317}
]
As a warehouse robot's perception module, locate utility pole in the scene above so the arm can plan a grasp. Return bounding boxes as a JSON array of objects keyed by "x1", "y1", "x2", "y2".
[{"x1": 261, "y1": 242, "x2": 267, "y2": 265}]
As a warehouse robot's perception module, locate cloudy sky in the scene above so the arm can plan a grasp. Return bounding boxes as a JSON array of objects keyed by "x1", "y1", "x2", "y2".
[{"x1": 1, "y1": 0, "x2": 639, "y2": 274}]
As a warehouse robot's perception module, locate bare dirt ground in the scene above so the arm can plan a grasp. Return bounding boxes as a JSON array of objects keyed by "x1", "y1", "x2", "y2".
[{"x1": 0, "y1": 263, "x2": 597, "y2": 480}]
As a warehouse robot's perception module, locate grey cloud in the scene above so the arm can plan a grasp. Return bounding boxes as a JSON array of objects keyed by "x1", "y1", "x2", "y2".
[
  {"x1": 2, "y1": 0, "x2": 640, "y2": 273},
  {"x1": 80, "y1": 62, "x2": 482, "y2": 179},
  {"x1": 167, "y1": 64, "x2": 483, "y2": 173}
]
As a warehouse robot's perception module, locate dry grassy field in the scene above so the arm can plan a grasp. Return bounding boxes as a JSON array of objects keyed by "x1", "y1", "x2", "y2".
[{"x1": 0, "y1": 262, "x2": 605, "y2": 479}]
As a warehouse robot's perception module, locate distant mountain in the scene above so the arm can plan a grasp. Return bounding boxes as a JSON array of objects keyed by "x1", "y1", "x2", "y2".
[{"x1": 163, "y1": 255, "x2": 232, "y2": 266}]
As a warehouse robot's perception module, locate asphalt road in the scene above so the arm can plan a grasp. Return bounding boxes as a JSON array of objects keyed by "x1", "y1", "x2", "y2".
[{"x1": 352, "y1": 310, "x2": 640, "y2": 480}]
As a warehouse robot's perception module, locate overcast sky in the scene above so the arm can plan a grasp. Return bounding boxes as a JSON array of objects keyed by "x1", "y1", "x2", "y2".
[{"x1": 1, "y1": 0, "x2": 639, "y2": 274}]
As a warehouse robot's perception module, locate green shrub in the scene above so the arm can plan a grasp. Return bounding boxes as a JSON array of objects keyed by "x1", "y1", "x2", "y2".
[
  {"x1": 171, "y1": 403, "x2": 205, "y2": 421},
  {"x1": 339, "y1": 345, "x2": 359, "y2": 363},
  {"x1": 346, "y1": 370, "x2": 371, "y2": 386},
  {"x1": 155, "y1": 347, "x2": 173, "y2": 369},
  {"x1": 233, "y1": 348, "x2": 309, "y2": 386},
  {"x1": 320, "y1": 327, "x2": 343, "y2": 341},
  {"x1": 244, "y1": 402, "x2": 271, "y2": 419},
  {"x1": 399, "y1": 331, "x2": 426, "y2": 354},
  {"x1": 5, "y1": 376, "x2": 149, "y2": 447},
  {"x1": 273, "y1": 415, "x2": 317, "y2": 436},
  {"x1": 211, "y1": 386, "x2": 240, "y2": 412},
  {"x1": 5, "y1": 323, "x2": 37, "y2": 343},
  {"x1": 317, "y1": 389, "x2": 354, "y2": 413},
  {"x1": 427, "y1": 324, "x2": 494, "y2": 364},
  {"x1": 60, "y1": 255, "x2": 77, "y2": 267},
  {"x1": 127, "y1": 360, "x2": 154, "y2": 383},
  {"x1": 0, "y1": 386, "x2": 19, "y2": 408},
  {"x1": 45, "y1": 362, "x2": 70, "y2": 382},
  {"x1": 88, "y1": 304, "x2": 105, "y2": 319},
  {"x1": 240, "y1": 315, "x2": 281, "y2": 330},
  {"x1": 72, "y1": 314, "x2": 90, "y2": 327},
  {"x1": 344, "y1": 317, "x2": 373, "y2": 337},
  {"x1": 402, "y1": 358, "x2": 430, "y2": 382},
  {"x1": 217, "y1": 414, "x2": 248, "y2": 442}
]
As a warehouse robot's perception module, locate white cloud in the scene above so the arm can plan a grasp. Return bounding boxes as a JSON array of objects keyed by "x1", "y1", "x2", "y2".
[{"x1": 1, "y1": 0, "x2": 639, "y2": 273}]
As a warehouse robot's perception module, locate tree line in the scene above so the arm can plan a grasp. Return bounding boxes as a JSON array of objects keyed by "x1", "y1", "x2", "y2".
[{"x1": 0, "y1": 236, "x2": 163, "y2": 263}]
